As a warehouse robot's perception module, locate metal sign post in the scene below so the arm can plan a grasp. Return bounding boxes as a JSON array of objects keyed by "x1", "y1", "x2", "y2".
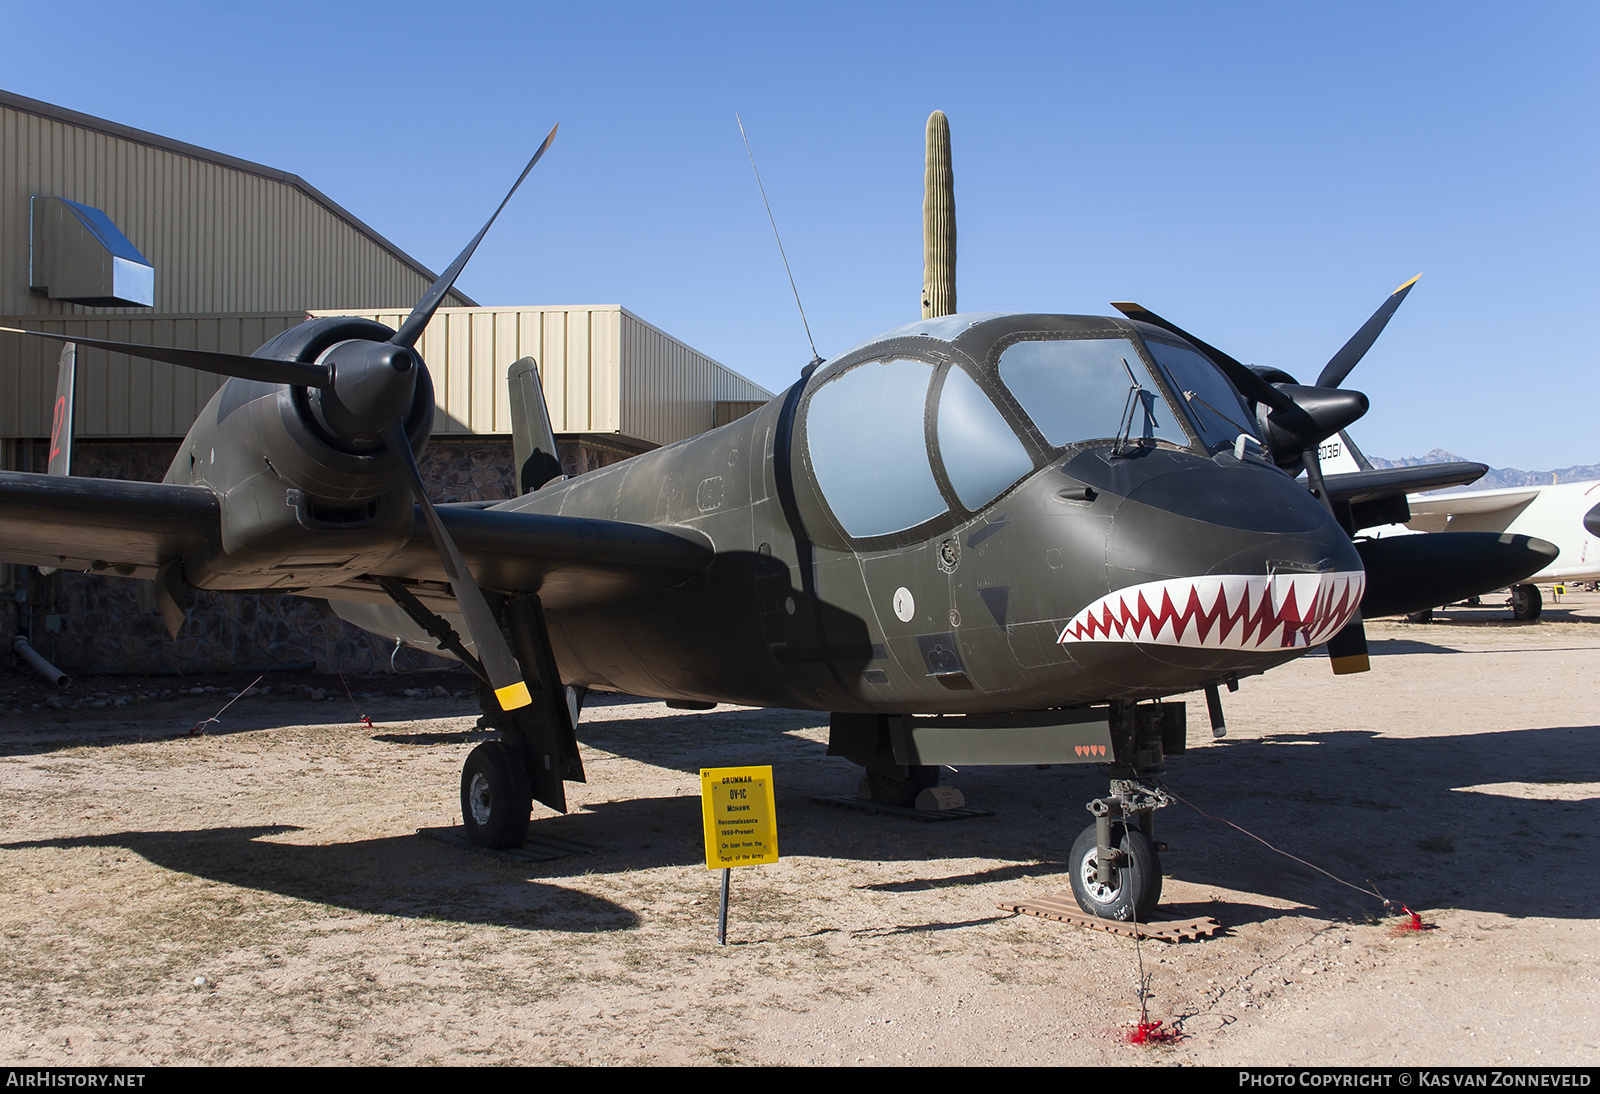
[{"x1": 700, "y1": 765, "x2": 778, "y2": 945}]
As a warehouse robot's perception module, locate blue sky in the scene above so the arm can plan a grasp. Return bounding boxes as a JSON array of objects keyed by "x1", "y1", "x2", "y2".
[{"x1": 5, "y1": 1, "x2": 1596, "y2": 469}]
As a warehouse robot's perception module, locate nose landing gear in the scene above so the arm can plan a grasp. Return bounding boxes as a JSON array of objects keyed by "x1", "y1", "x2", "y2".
[
  {"x1": 1066, "y1": 700, "x2": 1182, "y2": 920},
  {"x1": 1070, "y1": 780, "x2": 1170, "y2": 921}
]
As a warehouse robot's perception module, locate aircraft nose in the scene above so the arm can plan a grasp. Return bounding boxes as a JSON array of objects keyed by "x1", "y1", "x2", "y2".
[
  {"x1": 1107, "y1": 457, "x2": 1361, "y2": 580},
  {"x1": 1057, "y1": 453, "x2": 1364, "y2": 670}
]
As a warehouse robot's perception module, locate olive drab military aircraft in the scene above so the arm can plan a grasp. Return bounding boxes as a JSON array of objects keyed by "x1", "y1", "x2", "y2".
[{"x1": 0, "y1": 131, "x2": 1558, "y2": 922}]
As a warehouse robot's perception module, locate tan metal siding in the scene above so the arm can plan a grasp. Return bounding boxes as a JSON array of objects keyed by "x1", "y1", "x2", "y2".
[
  {"x1": 2, "y1": 97, "x2": 470, "y2": 319},
  {"x1": 0, "y1": 313, "x2": 305, "y2": 436},
  {"x1": 312, "y1": 306, "x2": 770, "y2": 446},
  {"x1": 618, "y1": 309, "x2": 772, "y2": 441}
]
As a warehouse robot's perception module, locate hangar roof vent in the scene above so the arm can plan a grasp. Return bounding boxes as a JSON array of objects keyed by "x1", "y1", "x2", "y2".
[{"x1": 29, "y1": 195, "x2": 155, "y2": 307}]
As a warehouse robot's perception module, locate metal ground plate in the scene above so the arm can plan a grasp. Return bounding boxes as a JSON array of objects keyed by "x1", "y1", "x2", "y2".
[
  {"x1": 811, "y1": 794, "x2": 995, "y2": 822},
  {"x1": 418, "y1": 826, "x2": 595, "y2": 863},
  {"x1": 1000, "y1": 891, "x2": 1222, "y2": 942}
]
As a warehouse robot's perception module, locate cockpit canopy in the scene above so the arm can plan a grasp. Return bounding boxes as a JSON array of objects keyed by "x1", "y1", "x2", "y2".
[{"x1": 799, "y1": 312, "x2": 1256, "y2": 541}]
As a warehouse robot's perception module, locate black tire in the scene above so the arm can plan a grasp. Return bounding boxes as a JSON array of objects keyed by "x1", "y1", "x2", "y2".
[
  {"x1": 1404, "y1": 608, "x2": 1434, "y2": 624},
  {"x1": 460, "y1": 741, "x2": 532, "y2": 849},
  {"x1": 1069, "y1": 822, "x2": 1162, "y2": 921},
  {"x1": 1511, "y1": 583, "x2": 1543, "y2": 621},
  {"x1": 862, "y1": 765, "x2": 939, "y2": 807}
]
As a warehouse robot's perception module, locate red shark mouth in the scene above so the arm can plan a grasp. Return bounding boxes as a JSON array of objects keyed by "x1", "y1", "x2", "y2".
[{"x1": 1057, "y1": 571, "x2": 1365, "y2": 651}]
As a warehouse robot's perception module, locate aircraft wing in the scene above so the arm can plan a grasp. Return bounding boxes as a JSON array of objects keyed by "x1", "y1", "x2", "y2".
[
  {"x1": 0, "y1": 470, "x2": 219, "y2": 578},
  {"x1": 1402, "y1": 485, "x2": 1543, "y2": 535},
  {"x1": 0, "y1": 470, "x2": 714, "y2": 609},
  {"x1": 1405, "y1": 486, "x2": 1543, "y2": 519},
  {"x1": 368, "y1": 502, "x2": 715, "y2": 610},
  {"x1": 1322, "y1": 461, "x2": 1488, "y2": 505}
]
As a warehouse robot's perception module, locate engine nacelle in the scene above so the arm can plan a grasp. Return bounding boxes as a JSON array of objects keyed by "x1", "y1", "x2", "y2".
[{"x1": 165, "y1": 316, "x2": 436, "y2": 590}]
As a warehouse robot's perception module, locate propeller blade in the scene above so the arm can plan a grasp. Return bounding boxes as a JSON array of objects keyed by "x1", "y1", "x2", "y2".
[
  {"x1": 1111, "y1": 302, "x2": 1296, "y2": 415},
  {"x1": 1325, "y1": 616, "x2": 1371, "y2": 674},
  {"x1": 1, "y1": 326, "x2": 332, "y2": 388},
  {"x1": 1316, "y1": 274, "x2": 1420, "y2": 388},
  {"x1": 380, "y1": 420, "x2": 533, "y2": 711},
  {"x1": 1299, "y1": 444, "x2": 1371, "y2": 673},
  {"x1": 390, "y1": 124, "x2": 559, "y2": 350}
]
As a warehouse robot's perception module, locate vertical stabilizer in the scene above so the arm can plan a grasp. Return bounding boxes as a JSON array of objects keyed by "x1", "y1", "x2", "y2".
[
  {"x1": 509, "y1": 356, "x2": 564, "y2": 494},
  {"x1": 47, "y1": 342, "x2": 75, "y2": 476}
]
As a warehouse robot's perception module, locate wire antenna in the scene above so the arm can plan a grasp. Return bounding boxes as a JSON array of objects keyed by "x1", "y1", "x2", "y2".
[{"x1": 736, "y1": 113, "x2": 822, "y2": 369}]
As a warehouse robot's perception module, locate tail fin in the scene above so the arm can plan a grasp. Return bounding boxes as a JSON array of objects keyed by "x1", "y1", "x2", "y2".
[
  {"x1": 508, "y1": 356, "x2": 564, "y2": 494},
  {"x1": 47, "y1": 342, "x2": 75, "y2": 476}
]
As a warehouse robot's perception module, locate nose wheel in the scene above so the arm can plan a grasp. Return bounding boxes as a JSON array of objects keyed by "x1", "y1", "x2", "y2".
[
  {"x1": 1069, "y1": 779, "x2": 1169, "y2": 921},
  {"x1": 1070, "y1": 821, "x2": 1161, "y2": 921}
]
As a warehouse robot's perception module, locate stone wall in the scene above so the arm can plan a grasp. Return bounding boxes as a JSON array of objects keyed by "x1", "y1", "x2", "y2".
[{"x1": 3, "y1": 435, "x2": 641, "y2": 676}]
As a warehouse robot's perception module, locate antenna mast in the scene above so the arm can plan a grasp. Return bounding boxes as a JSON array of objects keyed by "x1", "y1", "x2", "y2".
[{"x1": 736, "y1": 114, "x2": 822, "y2": 369}]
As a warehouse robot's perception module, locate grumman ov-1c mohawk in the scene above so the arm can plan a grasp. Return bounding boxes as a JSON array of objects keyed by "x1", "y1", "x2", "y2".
[{"x1": 0, "y1": 131, "x2": 1557, "y2": 921}]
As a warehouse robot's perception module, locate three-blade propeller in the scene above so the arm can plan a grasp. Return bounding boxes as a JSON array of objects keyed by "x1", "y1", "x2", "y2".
[
  {"x1": 3, "y1": 124, "x2": 561, "y2": 710},
  {"x1": 1113, "y1": 275, "x2": 1422, "y2": 676}
]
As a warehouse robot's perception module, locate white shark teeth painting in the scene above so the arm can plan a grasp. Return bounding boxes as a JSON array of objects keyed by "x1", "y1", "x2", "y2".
[{"x1": 1058, "y1": 571, "x2": 1366, "y2": 652}]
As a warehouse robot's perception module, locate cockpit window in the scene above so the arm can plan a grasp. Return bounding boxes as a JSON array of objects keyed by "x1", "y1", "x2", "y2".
[
  {"x1": 997, "y1": 337, "x2": 1188, "y2": 449},
  {"x1": 1143, "y1": 340, "x2": 1257, "y2": 451},
  {"x1": 936, "y1": 367, "x2": 1034, "y2": 511},
  {"x1": 805, "y1": 357, "x2": 948, "y2": 538}
]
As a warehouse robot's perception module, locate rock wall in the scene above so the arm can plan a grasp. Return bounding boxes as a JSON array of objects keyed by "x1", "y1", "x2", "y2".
[{"x1": 4, "y1": 435, "x2": 639, "y2": 676}]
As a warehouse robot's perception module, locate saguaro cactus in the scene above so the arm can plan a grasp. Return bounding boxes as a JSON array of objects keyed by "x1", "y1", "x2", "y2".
[{"x1": 922, "y1": 110, "x2": 957, "y2": 319}]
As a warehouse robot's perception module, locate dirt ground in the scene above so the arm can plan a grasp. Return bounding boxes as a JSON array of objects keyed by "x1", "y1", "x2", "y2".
[{"x1": 1, "y1": 592, "x2": 1597, "y2": 1066}]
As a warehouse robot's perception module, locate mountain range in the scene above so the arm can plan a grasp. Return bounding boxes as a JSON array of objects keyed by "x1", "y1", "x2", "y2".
[{"x1": 1367, "y1": 448, "x2": 1600, "y2": 491}]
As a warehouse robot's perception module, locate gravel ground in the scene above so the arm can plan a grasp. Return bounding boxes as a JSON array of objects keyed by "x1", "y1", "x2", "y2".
[{"x1": 1, "y1": 592, "x2": 1596, "y2": 1065}]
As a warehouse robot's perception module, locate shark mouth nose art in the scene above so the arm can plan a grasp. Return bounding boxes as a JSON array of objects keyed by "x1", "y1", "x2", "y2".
[{"x1": 1058, "y1": 571, "x2": 1366, "y2": 651}]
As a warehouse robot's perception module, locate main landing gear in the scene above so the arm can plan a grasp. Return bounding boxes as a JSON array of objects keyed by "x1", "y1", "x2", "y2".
[
  {"x1": 461, "y1": 740, "x2": 532, "y2": 848},
  {"x1": 1510, "y1": 583, "x2": 1543, "y2": 621},
  {"x1": 376, "y1": 580, "x2": 584, "y2": 850}
]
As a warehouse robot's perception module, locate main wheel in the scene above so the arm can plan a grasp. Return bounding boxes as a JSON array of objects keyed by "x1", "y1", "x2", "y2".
[
  {"x1": 861, "y1": 765, "x2": 939, "y2": 807},
  {"x1": 460, "y1": 740, "x2": 532, "y2": 849},
  {"x1": 1069, "y1": 822, "x2": 1162, "y2": 921},
  {"x1": 1511, "y1": 583, "x2": 1543, "y2": 621},
  {"x1": 1405, "y1": 608, "x2": 1434, "y2": 624}
]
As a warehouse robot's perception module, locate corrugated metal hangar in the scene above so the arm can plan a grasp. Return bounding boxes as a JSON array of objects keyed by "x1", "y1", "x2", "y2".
[{"x1": 0, "y1": 88, "x2": 772, "y2": 675}]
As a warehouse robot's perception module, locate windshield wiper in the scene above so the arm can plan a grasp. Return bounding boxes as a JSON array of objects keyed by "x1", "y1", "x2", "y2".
[
  {"x1": 1111, "y1": 356, "x2": 1147, "y2": 458},
  {"x1": 1184, "y1": 387, "x2": 1254, "y2": 435},
  {"x1": 1181, "y1": 389, "x2": 1268, "y2": 459}
]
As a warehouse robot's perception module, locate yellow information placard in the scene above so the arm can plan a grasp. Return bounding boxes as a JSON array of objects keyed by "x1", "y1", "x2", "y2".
[{"x1": 700, "y1": 765, "x2": 779, "y2": 870}]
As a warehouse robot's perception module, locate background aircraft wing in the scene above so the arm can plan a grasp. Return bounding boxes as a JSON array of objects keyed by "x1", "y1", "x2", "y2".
[
  {"x1": 1405, "y1": 487, "x2": 1543, "y2": 520},
  {"x1": 0, "y1": 471, "x2": 714, "y2": 609}
]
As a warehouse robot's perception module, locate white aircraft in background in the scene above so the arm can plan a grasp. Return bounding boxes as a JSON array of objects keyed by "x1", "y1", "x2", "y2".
[{"x1": 1320, "y1": 432, "x2": 1599, "y2": 620}]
